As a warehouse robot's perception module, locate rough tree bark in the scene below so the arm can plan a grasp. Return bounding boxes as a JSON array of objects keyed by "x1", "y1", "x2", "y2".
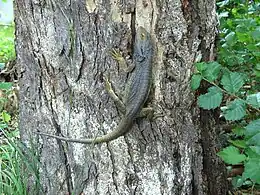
[{"x1": 15, "y1": 0, "x2": 227, "y2": 194}]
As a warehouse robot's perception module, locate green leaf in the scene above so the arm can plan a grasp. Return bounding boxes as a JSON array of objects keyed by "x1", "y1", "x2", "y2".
[
  {"x1": 0, "y1": 82, "x2": 12, "y2": 90},
  {"x1": 249, "y1": 146, "x2": 260, "y2": 156},
  {"x1": 217, "y1": 146, "x2": 246, "y2": 165},
  {"x1": 243, "y1": 158, "x2": 260, "y2": 184},
  {"x1": 1, "y1": 111, "x2": 11, "y2": 123},
  {"x1": 254, "y1": 69, "x2": 260, "y2": 77},
  {"x1": 245, "y1": 147, "x2": 260, "y2": 159},
  {"x1": 0, "y1": 63, "x2": 4, "y2": 69},
  {"x1": 225, "y1": 31, "x2": 237, "y2": 45},
  {"x1": 247, "y1": 133, "x2": 260, "y2": 146},
  {"x1": 232, "y1": 176, "x2": 244, "y2": 188},
  {"x1": 218, "y1": 11, "x2": 229, "y2": 18},
  {"x1": 0, "y1": 123, "x2": 8, "y2": 129},
  {"x1": 195, "y1": 62, "x2": 207, "y2": 72},
  {"x1": 245, "y1": 119, "x2": 260, "y2": 137},
  {"x1": 220, "y1": 71, "x2": 244, "y2": 93},
  {"x1": 198, "y1": 86, "x2": 223, "y2": 109},
  {"x1": 222, "y1": 99, "x2": 246, "y2": 121},
  {"x1": 246, "y1": 44, "x2": 258, "y2": 52},
  {"x1": 191, "y1": 74, "x2": 202, "y2": 90},
  {"x1": 236, "y1": 24, "x2": 248, "y2": 33},
  {"x1": 232, "y1": 127, "x2": 245, "y2": 136},
  {"x1": 251, "y1": 27, "x2": 260, "y2": 40},
  {"x1": 236, "y1": 31, "x2": 249, "y2": 42},
  {"x1": 229, "y1": 139, "x2": 247, "y2": 149},
  {"x1": 246, "y1": 93, "x2": 260, "y2": 108},
  {"x1": 255, "y1": 63, "x2": 260, "y2": 71},
  {"x1": 203, "y1": 62, "x2": 221, "y2": 81},
  {"x1": 216, "y1": 0, "x2": 229, "y2": 7}
]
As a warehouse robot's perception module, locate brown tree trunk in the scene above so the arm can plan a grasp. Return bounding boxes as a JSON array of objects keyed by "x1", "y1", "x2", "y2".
[{"x1": 14, "y1": 0, "x2": 227, "y2": 194}]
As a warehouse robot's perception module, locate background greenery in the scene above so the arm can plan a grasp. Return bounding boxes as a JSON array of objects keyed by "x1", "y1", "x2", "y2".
[
  {"x1": 192, "y1": 0, "x2": 260, "y2": 192},
  {"x1": 0, "y1": 24, "x2": 15, "y2": 65},
  {"x1": 0, "y1": 3, "x2": 40, "y2": 192}
]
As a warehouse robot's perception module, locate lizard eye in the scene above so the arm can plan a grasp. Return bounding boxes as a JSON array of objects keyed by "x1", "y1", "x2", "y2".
[{"x1": 141, "y1": 32, "x2": 145, "y2": 40}]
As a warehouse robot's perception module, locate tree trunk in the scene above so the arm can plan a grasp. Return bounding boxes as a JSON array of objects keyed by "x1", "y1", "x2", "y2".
[{"x1": 15, "y1": 0, "x2": 227, "y2": 194}]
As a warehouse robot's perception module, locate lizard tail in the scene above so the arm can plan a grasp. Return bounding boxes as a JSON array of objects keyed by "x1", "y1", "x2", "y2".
[{"x1": 35, "y1": 117, "x2": 133, "y2": 144}]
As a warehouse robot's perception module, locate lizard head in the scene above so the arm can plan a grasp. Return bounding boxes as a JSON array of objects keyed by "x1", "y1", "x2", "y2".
[{"x1": 134, "y1": 26, "x2": 153, "y2": 60}]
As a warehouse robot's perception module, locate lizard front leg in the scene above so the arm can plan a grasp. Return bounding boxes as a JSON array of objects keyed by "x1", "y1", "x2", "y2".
[
  {"x1": 110, "y1": 49, "x2": 135, "y2": 73},
  {"x1": 104, "y1": 48, "x2": 135, "y2": 113}
]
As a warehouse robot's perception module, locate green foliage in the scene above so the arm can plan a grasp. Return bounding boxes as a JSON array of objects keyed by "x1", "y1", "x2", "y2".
[
  {"x1": 243, "y1": 158, "x2": 260, "y2": 184},
  {"x1": 217, "y1": 119, "x2": 260, "y2": 188},
  {"x1": 0, "y1": 82, "x2": 12, "y2": 90},
  {"x1": 217, "y1": 146, "x2": 246, "y2": 165},
  {"x1": 0, "y1": 132, "x2": 41, "y2": 194},
  {"x1": 0, "y1": 24, "x2": 15, "y2": 63},
  {"x1": 222, "y1": 99, "x2": 246, "y2": 121},
  {"x1": 0, "y1": 82, "x2": 13, "y2": 114},
  {"x1": 0, "y1": 121, "x2": 41, "y2": 194},
  {"x1": 245, "y1": 119, "x2": 260, "y2": 137},
  {"x1": 220, "y1": 71, "x2": 245, "y2": 93},
  {"x1": 196, "y1": 62, "x2": 221, "y2": 82},
  {"x1": 0, "y1": 5, "x2": 40, "y2": 194},
  {"x1": 191, "y1": 74, "x2": 202, "y2": 90},
  {"x1": 192, "y1": 61, "x2": 253, "y2": 121},
  {"x1": 192, "y1": 0, "x2": 260, "y2": 190},
  {"x1": 198, "y1": 86, "x2": 223, "y2": 109},
  {"x1": 1, "y1": 110, "x2": 11, "y2": 123},
  {"x1": 246, "y1": 93, "x2": 260, "y2": 108},
  {"x1": 217, "y1": 0, "x2": 260, "y2": 91},
  {"x1": 229, "y1": 139, "x2": 246, "y2": 149}
]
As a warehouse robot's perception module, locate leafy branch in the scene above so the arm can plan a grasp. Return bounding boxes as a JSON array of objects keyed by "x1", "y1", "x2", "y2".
[
  {"x1": 191, "y1": 61, "x2": 259, "y2": 121},
  {"x1": 191, "y1": 60, "x2": 260, "y2": 187},
  {"x1": 201, "y1": 74, "x2": 260, "y2": 113}
]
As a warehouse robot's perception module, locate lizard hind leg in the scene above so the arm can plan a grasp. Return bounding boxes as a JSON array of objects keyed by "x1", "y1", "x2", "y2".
[
  {"x1": 139, "y1": 107, "x2": 154, "y2": 119},
  {"x1": 138, "y1": 107, "x2": 163, "y2": 120}
]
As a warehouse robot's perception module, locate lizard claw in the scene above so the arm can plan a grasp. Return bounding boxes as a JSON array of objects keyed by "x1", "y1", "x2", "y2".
[{"x1": 110, "y1": 49, "x2": 124, "y2": 63}]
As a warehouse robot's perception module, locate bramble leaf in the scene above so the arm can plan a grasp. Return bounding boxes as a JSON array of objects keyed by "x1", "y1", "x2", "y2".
[
  {"x1": 217, "y1": 146, "x2": 246, "y2": 165},
  {"x1": 203, "y1": 62, "x2": 221, "y2": 81},
  {"x1": 229, "y1": 139, "x2": 247, "y2": 149},
  {"x1": 249, "y1": 146, "x2": 260, "y2": 156},
  {"x1": 225, "y1": 31, "x2": 237, "y2": 45},
  {"x1": 222, "y1": 99, "x2": 246, "y2": 121},
  {"x1": 198, "y1": 86, "x2": 223, "y2": 109},
  {"x1": 247, "y1": 133, "x2": 260, "y2": 146},
  {"x1": 243, "y1": 158, "x2": 260, "y2": 184},
  {"x1": 220, "y1": 71, "x2": 245, "y2": 93},
  {"x1": 246, "y1": 93, "x2": 260, "y2": 108},
  {"x1": 232, "y1": 127, "x2": 245, "y2": 136},
  {"x1": 232, "y1": 176, "x2": 244, "y2": 188},
  {"x1": 245, "y1": 119, "x2": 260, "y2": 137},
  {"x1": 191, "y1": 74, "x2": 202, "y2": 90},
  {"x1": 245, "y1": 147, "x2": 260, "y2": 159},
  {"x1": 195, "y1": 62, "x2": 207, "y2": 72},
  {"x1": 0, "y1": 82, "x2": 12, "y2": 90},
  {"x1": 251, "y1": 27, "x2": 260, "y2": 40}
]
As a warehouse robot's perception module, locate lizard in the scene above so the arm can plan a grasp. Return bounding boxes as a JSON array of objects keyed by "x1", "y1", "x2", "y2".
[{"x1": 35, "y1": 26, "x2": 154, "y2": 144}]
